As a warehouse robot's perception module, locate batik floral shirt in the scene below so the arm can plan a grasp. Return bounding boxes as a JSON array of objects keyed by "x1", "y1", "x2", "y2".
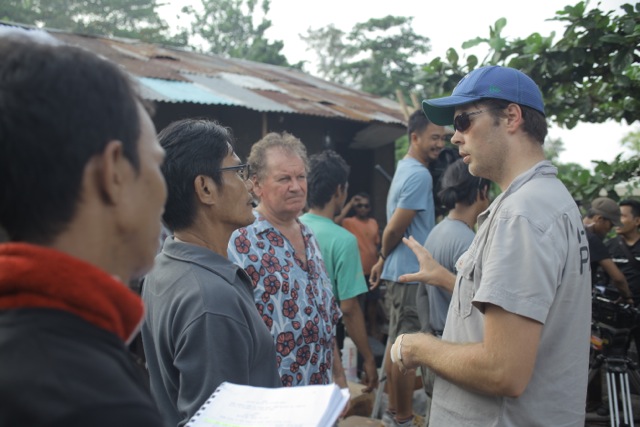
[{"x1": 228, "y1": 214, "x2": 341, "y2": 386}]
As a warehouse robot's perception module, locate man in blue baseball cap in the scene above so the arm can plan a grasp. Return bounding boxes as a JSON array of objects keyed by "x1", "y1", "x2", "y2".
[{"x1": 388, "y1": 66, "x2": 591, "y2": 426}]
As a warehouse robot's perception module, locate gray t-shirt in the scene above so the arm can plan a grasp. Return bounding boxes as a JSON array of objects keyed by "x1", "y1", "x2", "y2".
[
  {"x1": 142, "y1": 237, "x2": 281, "y2": 427},
  {"x1": 422, "y1": 217, "x2": 475, "y2": 333},
  {"x1": 430, "y1": 161, "x2": 591, "y2": 427}
]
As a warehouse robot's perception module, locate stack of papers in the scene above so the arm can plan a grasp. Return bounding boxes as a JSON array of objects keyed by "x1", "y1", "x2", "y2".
[{"x1": 185, "y1": 381, "x2": 350, "y2": 427}]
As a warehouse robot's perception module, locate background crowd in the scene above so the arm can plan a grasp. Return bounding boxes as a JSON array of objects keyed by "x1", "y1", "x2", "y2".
[{"x1": 2, "y1": 26, "x2": 640, "y2": 427}]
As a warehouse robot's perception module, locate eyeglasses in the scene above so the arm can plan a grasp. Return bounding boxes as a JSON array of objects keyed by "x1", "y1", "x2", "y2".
[
  {"x1": 355, "y1": 203, "x2": 370, "y2": 209},
  {"x1": 453, "y1": 109, "x2": 493, "y2": 133},
  {"x1": 219, "y1": 163, "x2": 251, "y2": 181}
]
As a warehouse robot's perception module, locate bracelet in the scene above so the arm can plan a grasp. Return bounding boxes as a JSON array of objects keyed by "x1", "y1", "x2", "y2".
[{"x1": 378, "y1": 251, "x2": 386, "y2": 261}]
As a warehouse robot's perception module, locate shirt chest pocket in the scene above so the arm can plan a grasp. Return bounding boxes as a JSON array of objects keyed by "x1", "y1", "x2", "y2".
[{"x1": 454, "y1": 253, "x2": 476, "y2": 319}]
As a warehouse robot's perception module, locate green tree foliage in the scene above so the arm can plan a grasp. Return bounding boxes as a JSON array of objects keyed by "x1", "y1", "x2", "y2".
[
  {"x1": 302, "y1": 16, "x2": 430, "y2": 99},
  {"x1": 0, "y1": 0, "x2": 187, "y2": 46},
  {"x1": 558, "y1": 155, "x2": 640, "y2": 203},
  {"x1": 189, "y1": 0, "x2": 294, "y2": 67},
  {"x1": 621, "y1": 128, "x2": 640, "y2": 153},
  {"x1": 416, "y1": 1, "x2": 639, "y2": 201},
  {"x1": 420, "y1": 1, "x2": 640, "y2": 129}
]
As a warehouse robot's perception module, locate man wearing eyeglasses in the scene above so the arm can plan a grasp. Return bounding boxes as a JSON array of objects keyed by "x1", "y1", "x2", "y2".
[
  {"x1": 370, "y1": 109, "x2": 446, "y2": 427},
  {"x1": 141, "y1": 119, "x2": 281, "y2": 427},
  {"x1": 388, "y1": 66, "x2": 591, "y2": 426}
]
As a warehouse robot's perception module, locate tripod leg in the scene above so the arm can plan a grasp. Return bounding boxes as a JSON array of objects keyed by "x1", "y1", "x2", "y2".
[
  {"x1": 608, "y1": 370, "x2": 619, "y2": 427},
  {"x1": 621, "y1": 372, "x2": 633, "y2": 427},
  {"x1": 371, "y1": 338, "x2": 388, "y2": 419},
  {"x1": 629, "y1": 367, "x2": 640, "y2": 393}
]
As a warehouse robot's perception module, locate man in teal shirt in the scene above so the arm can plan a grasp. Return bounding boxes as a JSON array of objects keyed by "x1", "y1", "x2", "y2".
[{"x1": 300, "y1": 150, "x2": 379, "y2": 392}]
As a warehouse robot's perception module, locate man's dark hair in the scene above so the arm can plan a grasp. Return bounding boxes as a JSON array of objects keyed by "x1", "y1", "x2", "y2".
[
  {"x1": 438, "y1": 159, "x2": 491, "y2": 210},
  {"x1": 430, "y1": 147, "x2": 461, "y2": 217},
  {"x1": 620, "y1": 199, "x2": 640, "y2": 218},
  {"x1": 307, "y1": 150, "x2": 350, "y2": 209},
  {"x1": 0, "y1": 36, "x2": 142, "y2": 243},
  {"x1": 480, "y1": 99, "x2": 548, "y2": 144},
  {"x1": 355, "y1": 192, "x2": 371, "y2": 201},
  {"x1": 407, "y1": 109, "x2": 432, "y2": 139},
  {"x1": 158, "y1": 119, "x2": 235, "y2": 232}
]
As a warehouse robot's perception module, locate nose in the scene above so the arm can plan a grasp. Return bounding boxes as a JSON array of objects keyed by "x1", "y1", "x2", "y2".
[
  {"x1": 289, "y1": 177, "x2": 304, "y2": 193},
  {"x1": 244, "y1": 178, "x2": 254, "y2": 191},
  {"x1": 450, "y1": 130, "x2": 463, "y2": 146}
]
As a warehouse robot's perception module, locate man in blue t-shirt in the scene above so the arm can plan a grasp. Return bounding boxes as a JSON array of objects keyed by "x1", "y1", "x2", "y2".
[{"x1": 370, "y1": 110, "x2": 447, "y2": 427}]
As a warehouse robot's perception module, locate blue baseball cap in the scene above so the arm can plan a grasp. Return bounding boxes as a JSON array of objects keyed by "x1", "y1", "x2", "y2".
[{"x1": 422, "y1": 65, "x2": 545, "y2": 126}]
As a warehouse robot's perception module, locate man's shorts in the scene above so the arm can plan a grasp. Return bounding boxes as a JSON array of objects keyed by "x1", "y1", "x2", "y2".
[{"x1": 383, "y1": 280, "x2": 421, "y2": 342}]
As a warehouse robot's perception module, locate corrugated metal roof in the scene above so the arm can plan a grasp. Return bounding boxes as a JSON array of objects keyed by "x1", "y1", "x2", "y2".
[
  {"x1": 186, "y1": 73, "x2": 295, "y2": 113},
  {"x1": 138, "y1": 77, "x2": 239, "y2": 105},
  {"x1": 36, "y1": 29, "x2": 407, "y2": 126}
]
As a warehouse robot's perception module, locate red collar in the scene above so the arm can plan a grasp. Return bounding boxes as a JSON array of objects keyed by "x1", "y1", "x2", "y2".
[{"x1": 0, "y1": 243, "x2": 144, "y2": 343}]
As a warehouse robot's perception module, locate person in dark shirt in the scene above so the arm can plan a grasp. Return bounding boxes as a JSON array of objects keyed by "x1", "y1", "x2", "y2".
[
  {"x1": 583, "y1": 197, "x2": 633, "y2": 413},
  {"x1": 142, "y1": 119, "x2": 281, "y2": 427},
  {"x1": 605, "y1": 199, "x2": 640, "y2": 361},
  {"x1": 583, "y1": 197, "x2": 633, "y2": 303},
  {"x1": 606, "y1": 199, "x2": 640, "y2": 297},
  {"x1": 0, "y1": 28, "x2": 166, "y2": 427}
]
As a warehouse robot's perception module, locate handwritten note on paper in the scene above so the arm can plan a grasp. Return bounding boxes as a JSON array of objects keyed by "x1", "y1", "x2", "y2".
[{"x1": 185, "y1": 382, "x2": 350, "y2": 427}]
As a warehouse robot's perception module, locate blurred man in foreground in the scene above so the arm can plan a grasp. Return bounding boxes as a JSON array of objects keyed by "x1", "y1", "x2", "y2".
[{"x1": 0, "y1": 29, "x2": 166, "y2": 426}]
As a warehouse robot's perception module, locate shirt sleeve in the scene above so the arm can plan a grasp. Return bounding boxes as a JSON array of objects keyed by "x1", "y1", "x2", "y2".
[
  {"x1": 588, "y1": 233, "x2": 610, "y2": 263},
  {"x1": 333, "y1": 232, "x2": 368, "y2": 301},
  {"x1": 397, "y1": 168, "x2": 432, "y2": 212}
]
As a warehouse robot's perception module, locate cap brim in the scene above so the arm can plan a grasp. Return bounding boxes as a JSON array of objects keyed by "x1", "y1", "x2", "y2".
[{"x1": 422, "y1": 95, "x2": 483, "y2": 126}]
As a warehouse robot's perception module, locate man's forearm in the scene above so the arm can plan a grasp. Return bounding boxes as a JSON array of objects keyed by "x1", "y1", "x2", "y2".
[
  {"x1": 379, "y1": 227, "x2": 404, "y2": 259},
  {"x1": 341, "y1": 298, "x2": 375, "y2": 362},
  {"x1": 397, "y1": 306, "x2": 541, "y2": 397}
]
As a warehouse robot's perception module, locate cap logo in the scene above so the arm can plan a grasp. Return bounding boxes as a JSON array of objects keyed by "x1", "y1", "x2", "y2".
[{"x1": 488, "y1": 85, "x2": 501, "y2": 93}]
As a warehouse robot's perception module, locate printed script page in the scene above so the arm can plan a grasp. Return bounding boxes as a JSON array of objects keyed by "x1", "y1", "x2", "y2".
[{"x1": 185, "y1": 382, "x2": 350, "y2": 427}]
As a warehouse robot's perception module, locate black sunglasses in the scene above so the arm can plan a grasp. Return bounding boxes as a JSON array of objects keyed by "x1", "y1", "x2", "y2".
[
  {"x1": 355, "y1": 203, "x2": 370, "y2": 208},
  {"x1": 219, "y1": 163, "x2": 251, "y2": 181},
  {"x1": 453, "y1": 109, "x2": 495, "y2": 133}
]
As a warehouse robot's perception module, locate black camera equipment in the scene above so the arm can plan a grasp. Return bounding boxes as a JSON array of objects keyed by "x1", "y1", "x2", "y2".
[{"x1": 589, "y1": 293, "x2": 640, "y2": 426}]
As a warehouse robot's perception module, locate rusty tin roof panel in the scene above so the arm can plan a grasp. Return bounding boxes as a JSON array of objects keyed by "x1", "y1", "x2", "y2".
[
  {"x1": 138, "y1": 77, "x2": 238, "y2": 105},
  {"x1": 186, "y1": 73, "x2": 295, "y2": 113},
  {"x1": 43, "y1": 29, "x2": 406, "y2": 124}
]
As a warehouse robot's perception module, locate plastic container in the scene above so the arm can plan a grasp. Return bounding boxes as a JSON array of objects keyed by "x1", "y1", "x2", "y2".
[{"x1": 341, "y1": 336, "x2": 358, "y2": 382}]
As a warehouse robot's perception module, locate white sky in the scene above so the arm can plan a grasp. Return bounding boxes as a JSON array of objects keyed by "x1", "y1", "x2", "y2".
[{"x1": 160, "y1": 0, "x2": 638, "y2": 170}]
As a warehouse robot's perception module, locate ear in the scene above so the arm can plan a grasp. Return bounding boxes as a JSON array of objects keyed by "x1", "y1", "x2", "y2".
[
  {"x1": 193, "y1": 175, "x2": 218, "y2": 206},
  {"x1": 92, "y1": 139, "x2": 128, "y2": 205},
  {"x1": 504, "y1": 103, "x2": 524, "y2": 133},
  {"x1": 251, "y1": 175, "x2": 263, "y2": 199},
  {"x1": 478, "y1": 185, "x2": 489, "y2": 201}
]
